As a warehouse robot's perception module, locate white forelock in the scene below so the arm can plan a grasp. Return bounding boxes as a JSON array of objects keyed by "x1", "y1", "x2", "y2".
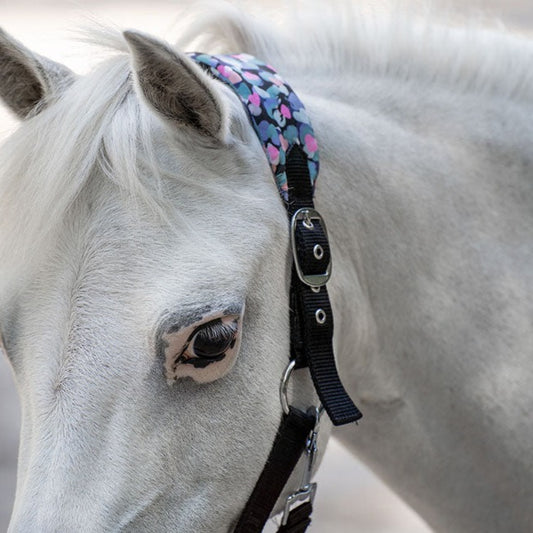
[{"x1": 0, "y1": 39, "x2": 253, "y2": 303}]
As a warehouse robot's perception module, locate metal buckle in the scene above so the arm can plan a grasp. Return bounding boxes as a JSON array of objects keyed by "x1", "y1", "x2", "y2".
[
  {"x1": 281, "y1": 406, "x2": 323, "y2": 525},
  {"x1": 290, "y1": 208, "x2": 332, "y2": 288}
]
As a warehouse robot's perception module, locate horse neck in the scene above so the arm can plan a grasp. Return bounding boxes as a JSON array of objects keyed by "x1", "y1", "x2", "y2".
[
  {"x1": 302, "y1": 68, "x2": 532, "y2": 360},
  {"x1": 297, "y1": 70, "x2": 533, "y2": 531}
]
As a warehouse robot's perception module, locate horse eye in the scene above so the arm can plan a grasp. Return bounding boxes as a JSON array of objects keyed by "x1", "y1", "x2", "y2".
[{"x1": 190, "y1": 319, "x2": 238, "y2": 359}]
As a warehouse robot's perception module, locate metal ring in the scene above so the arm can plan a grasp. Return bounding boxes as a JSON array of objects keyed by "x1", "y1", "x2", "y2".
[
  {"x1": 315, "y1": 309, "x2": 326, "y2": 324},
  {"x1": 313, "y1": 244, "x2": 324, "y2": 260},
  {"x1": 280, "y1": 359, "x2": 296, "y2": 415}
]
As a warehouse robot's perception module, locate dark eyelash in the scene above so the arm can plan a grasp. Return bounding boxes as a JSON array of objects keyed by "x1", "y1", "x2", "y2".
[
  {"x1": 196, "y1": 319, "x2": 237, "y2": 343},
  {"x1": 174, "y1": 317, "x2": 239, "y2": 369}
]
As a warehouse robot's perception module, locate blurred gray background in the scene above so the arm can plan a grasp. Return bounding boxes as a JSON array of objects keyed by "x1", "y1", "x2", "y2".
[{"x1": 0, "y1": 1, "x2": 530, "y2": 531}]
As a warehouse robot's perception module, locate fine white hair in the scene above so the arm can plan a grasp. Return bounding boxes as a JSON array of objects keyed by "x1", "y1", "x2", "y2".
[{"x1": 1, "y1": 0, "x2": 532, "y2": 301}]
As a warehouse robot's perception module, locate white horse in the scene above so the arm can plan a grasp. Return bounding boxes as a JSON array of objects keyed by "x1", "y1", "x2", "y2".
[{"x1": 1, "y1": 4, "x2": 532, "y2": 532}]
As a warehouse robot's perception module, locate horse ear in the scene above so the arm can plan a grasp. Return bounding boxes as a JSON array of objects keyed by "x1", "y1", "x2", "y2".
[
  {"x1": 0, "y1": 28, "x2": 75, "y2": 119},
  {"x1": 123, "y1": 30, "x2": 228, "y2": 141}
]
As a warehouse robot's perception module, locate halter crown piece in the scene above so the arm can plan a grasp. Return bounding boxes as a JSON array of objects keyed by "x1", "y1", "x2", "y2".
[
  {"x1": 190, "y1": 52, "x2": 362, "y2": 533},
  {"x1": 190, "y1": 53, "x2": 319, "y2": 200}
]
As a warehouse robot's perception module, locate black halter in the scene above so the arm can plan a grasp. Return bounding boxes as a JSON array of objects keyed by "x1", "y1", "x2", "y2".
[{"x1": 190, "y1": 52, "x2": 362, "y2": 532}]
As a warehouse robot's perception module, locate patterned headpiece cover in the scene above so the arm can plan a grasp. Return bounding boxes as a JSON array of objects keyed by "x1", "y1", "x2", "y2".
[{"x1": 189, "y1": 53, "x2": 319, "y2": 201}]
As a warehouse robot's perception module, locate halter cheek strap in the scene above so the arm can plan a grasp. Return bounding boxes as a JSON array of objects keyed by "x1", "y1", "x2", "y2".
[{"x1": 190, "y1": 52, "x2": 362, "y2": 533}]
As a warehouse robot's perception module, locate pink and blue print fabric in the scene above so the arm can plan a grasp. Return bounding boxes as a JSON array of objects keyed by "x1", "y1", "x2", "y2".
[{"x1": 189, "y1": 52, "x2": 319, "y2": 200}]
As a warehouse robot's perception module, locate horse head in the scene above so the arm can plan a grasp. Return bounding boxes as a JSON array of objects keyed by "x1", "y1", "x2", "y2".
[{"x1": 0, "y1": 28, "x2": 322, "y2": 532}]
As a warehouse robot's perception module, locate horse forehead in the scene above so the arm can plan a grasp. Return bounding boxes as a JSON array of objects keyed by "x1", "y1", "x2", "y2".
[{"x1": 12, "y1": 196, "x2": 283, "y2": 363}]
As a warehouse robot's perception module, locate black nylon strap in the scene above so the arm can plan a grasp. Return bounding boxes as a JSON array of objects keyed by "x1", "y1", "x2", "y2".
[
  {"x1": 233, "y1": 408, "x2": 316, "y2": 533},
  {"x1": 199, "y1": 53, "x2": 361, "y2": 532},
  {"x1": 286, "y1": 145, "x2": 314, "y2": 217},
  {"x1": 234, "y1": 145, "x2": 361, "y2": 532},
  {"x1": 297, "y1": 283, "x2": 362, "y2": 425},
  {"x1": 286, "y1": 145, "x2": 362, "y2": 426}
]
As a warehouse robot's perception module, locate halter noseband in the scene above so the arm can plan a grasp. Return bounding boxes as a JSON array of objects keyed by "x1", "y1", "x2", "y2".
[{"x1": 190, "y1": 52, "x2": 362, "y2": 533}]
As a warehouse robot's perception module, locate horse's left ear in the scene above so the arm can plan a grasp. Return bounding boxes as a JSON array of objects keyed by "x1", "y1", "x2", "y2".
[
  {"x1": 0, "y1": 28, "x2": 75, "y2": 119},
  {"x1": 124, "y1": 30, "x2": 228, "y2": 142}
]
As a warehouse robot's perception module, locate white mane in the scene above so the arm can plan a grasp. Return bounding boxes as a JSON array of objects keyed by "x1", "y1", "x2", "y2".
[
  {"x1": 0, "y1": 56, "x2": 141, "y2": 300},
  {"x1": 182, "y1": 2, "x2": 533, "y2": 100},
  {"x1": 1, "y1": 1, "x2": 533, "y2": 301}
]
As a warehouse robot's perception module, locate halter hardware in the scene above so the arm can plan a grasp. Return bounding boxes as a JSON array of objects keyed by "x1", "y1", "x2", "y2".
[
  {"x1": 279, "y1": 359, "x2": 296, "y2": 416},
  {"x1": 281, "y1": 406, "x2": 323, "y2": 526},
  {"x1": 291, "y1": 208, "x2": 332, "y2": 288},
  {"x1": 190, "y1": 51, "x2": 362, "y2": 533}
]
